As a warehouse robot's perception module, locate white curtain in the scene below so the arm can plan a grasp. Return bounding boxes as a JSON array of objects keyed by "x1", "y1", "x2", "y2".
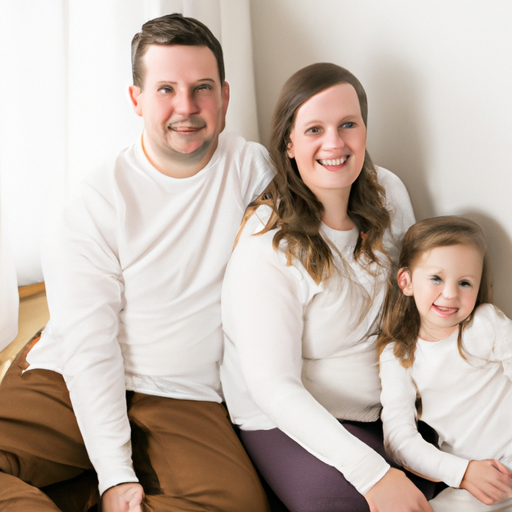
[
  {"x1": 0, "y1": 0, "x2": 259, "y2": 287},
  {"x1": 0, "y1": 214, "x2": 19, "y2": 351}
]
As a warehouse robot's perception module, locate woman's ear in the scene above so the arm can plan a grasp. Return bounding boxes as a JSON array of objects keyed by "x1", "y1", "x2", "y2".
[
  {"x1": 286, "y1": 141, "x2": 294, "y2": 159},
  {"x1": 397, "y1": 268, "x2": 414, "y2": 296}
]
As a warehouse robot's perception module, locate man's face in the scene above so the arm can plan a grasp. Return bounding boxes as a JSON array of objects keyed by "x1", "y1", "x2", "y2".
[{"x1": 129, "y1": 44, "x2": 229, "y2": 177}]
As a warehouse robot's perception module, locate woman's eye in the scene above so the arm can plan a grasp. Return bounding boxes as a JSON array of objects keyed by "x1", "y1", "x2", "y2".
[
  {"x1": 159, "y1": 86, "x2": 174, "y2": 94},
  {"x1": 306, "y1": 127, "x2": 321, "y2": 134}
]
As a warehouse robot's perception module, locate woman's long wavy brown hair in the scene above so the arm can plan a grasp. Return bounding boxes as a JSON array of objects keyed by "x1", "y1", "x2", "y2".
[
  {"x1": 377, "y1": 216, "x2": 492, "y2": 367},
  {"x1": 243, "y1": 63, "x2": 391, "y2": 283}
]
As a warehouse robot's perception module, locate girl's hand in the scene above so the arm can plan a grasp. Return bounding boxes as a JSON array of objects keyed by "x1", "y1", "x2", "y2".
[
  {"x1": 364, "y1": 468, "x2": 434, "y2": 512},
  {"x1": 460, "y1": 459, "x2": 512, "y2": 505}
]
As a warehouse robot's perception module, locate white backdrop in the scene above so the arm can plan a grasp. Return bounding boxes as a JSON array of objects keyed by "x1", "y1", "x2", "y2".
[{"x1": 250, "y1": 0, "x2": 512, "y2": 316}]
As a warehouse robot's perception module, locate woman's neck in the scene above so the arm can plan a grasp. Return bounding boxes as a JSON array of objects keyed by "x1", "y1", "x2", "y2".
[{"x1": 319, "y1": 188, "x2": 355, "y2": 231}]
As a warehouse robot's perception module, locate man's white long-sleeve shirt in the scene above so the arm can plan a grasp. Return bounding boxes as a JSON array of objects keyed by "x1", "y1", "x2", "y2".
[{"x1": 27, "y1": 132, "x2": 274, "y2": 494}]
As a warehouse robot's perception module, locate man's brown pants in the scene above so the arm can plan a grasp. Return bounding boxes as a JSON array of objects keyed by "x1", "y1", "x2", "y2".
[{"x1": 0, "y1": 343, "x2": 269, "y2": 512}]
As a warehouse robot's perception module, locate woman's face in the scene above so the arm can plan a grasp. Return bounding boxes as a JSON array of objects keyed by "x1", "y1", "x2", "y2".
[{"x1": 286, "y1": 83, "x2": 367, "y2": 201}]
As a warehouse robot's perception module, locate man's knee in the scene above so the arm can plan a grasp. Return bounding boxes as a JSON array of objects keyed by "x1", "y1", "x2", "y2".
[{"x1": 220, "y1": 470, "x2": 270, "y2": 512}]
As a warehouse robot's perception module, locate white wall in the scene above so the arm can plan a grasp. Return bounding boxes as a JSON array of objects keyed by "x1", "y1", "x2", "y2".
[{"x1": 250, "y1": 0, "x2": 512, "y2": 316}]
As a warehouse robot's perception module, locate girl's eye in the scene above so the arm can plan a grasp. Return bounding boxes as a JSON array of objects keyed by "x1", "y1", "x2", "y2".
[
  {"x1": 430, "y1": 275, "x2": 442, "y2": 284},
  {"x1": 459, "y1": 280, "x2": 472, "y2": 288},
  {"x1": 341, "y1": 122, "x2": 355, "y2": 129}
]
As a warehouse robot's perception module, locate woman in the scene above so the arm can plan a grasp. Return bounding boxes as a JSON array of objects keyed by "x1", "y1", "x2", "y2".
[{"x1": 221, "y1": 63, "x2": 433, "y2": 512}]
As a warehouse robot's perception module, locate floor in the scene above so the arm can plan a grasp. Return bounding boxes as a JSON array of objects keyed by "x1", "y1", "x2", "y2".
[{"x1": 0, "y1": 286, "x2": 49, "y2": 382}]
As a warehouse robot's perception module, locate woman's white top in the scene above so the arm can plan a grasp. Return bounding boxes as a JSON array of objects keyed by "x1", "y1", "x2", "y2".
[
  {"x1": 221, "y1": 167, "x2": 415, "y2": 495},
  {"x1": 380, "y1": 303, "x2": 512, "y2": 488}
]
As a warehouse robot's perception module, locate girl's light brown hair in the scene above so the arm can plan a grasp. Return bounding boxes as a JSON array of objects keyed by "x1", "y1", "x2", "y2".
[
  {"x1": 377, "y1": 215, "x2": 491, "y2": 367},
  {"x1": 242, "y1": 62, "x2": 391, "y2": 283}
]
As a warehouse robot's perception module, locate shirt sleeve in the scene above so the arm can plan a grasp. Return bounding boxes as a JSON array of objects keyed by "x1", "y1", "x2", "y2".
[
  {"x1": 468, "y1": 304, "x2": 512, "y2": 381},
  {"x1": 239, "y1": 141, "x2": 275, "y2": 204},
  {"x1": 222, "y1": 223, "x2": 390, "y2": 495},
  {"x1": 379, "y1": 345, "x2": 469, "y2": 486},
  {"x1": 41, "y1": 182, "x2": 137, "y2": 495}
]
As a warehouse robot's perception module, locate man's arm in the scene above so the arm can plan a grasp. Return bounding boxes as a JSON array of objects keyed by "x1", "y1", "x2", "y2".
[{"x1": 41, "y1": 181, "x2": 138, "y2": 495}]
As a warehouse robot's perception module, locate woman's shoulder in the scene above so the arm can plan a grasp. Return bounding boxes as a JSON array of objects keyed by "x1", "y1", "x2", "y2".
[
  {"x1": 374, "y1": 165, "x2": 415, "y2": 239},
  {"x1": 233, "y1": 205, "x2": 286, "y2": 265},
  {"x1": 232, "y1": 205, "x2": 320, "y2": 289},
  {"x1": 375, "y1": 167, "x2": 412, "y2": 209}
]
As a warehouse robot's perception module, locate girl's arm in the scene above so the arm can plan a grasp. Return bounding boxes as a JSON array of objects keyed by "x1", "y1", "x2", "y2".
[{"x1": 379, "y1": 345, "x2": 469, "y2": 487}]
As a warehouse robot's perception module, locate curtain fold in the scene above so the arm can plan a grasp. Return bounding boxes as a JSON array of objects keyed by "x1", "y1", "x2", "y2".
[{"x1": 0, "y1": 0, "x2": 259, "y2": 286}]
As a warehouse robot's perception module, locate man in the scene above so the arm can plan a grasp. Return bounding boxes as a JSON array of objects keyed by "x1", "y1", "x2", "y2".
[{"x1": 0, "y1": 13, "x2": 273, "y2": 512}]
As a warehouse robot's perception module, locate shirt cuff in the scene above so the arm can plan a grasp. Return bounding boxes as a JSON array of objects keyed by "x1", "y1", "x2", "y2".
[{"x1": 97, "y1": 464, "x2": 139, "y2": 496}]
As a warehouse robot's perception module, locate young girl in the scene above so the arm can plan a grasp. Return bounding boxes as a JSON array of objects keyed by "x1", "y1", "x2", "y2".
[{"x1": 378, "y1": 216, "x2": 512, "y2": 511}]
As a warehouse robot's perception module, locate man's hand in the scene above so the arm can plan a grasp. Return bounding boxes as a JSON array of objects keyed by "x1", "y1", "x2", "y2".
[
  {"x1": 102, "y1": 482, "x2": 144, "y2": 512},
  {"x1": 364, "y1": 468, "x2": 434, "y2": 512},
  {"x1": 460, "y1": 459, "x2": 512, "y2": 505}
]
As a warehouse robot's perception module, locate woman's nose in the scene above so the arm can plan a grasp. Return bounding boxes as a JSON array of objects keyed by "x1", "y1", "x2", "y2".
[{"x1": 323, "y1": 128, "x2": 345, "y2": 149}]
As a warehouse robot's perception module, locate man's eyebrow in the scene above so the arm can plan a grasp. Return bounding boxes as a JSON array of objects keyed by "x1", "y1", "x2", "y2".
[{"x1": 156, "y1": 78, "x2": 217, "y2": 86}]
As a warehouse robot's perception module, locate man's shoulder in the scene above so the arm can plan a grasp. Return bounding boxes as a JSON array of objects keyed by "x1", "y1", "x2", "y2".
[
  {"x1": 73, "y1": 142, "x2": 140, "y2": 194},
  {"x1": 216, "y1": 132, "x2": 270, "y2": 167}
]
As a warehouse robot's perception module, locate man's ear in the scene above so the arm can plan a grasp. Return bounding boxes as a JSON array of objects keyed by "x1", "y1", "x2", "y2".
[
  {"x1": 128, "y1": 85, "x2": 143, "y2": 117},
  {"x1": 397, "y1": 268, "x2": 413, "y2": 296},
  {"x1": 220, "y1": 81, "x2": 230, "y2": 132}
]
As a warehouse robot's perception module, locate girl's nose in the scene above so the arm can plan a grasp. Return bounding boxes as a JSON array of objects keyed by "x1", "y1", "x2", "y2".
[{"x1": 442, "y1": 282, "x2": 457, "y2": 299}]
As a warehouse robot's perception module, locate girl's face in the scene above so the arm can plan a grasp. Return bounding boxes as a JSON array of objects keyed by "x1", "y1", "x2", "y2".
[
  {"x1": 286, "y1": 83, "x2": 367, "y2": 203},
  {"x1": 398, "y1": 244, "x2": 483, "y2": 341}
]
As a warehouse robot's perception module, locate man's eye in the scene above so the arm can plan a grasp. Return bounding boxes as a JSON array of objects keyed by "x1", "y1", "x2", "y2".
[
  {"x1": 196, "y1": 84, "x2": 213, "y2": 91},
  {"x1": 341, "y1": 122, "x2": 355, "y2": 129}
]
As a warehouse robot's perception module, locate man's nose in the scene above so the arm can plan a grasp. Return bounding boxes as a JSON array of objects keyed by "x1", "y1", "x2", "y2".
[{"x1": 174, "y1": 90, "x2": 199, "y2": 116}]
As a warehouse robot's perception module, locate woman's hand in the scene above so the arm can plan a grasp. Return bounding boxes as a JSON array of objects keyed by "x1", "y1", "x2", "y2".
[
  {"x1": 364, "y1": 468, "x2": 434, "y2": 512},
  {"x1": 460, "y1": 459, "x2": 512, "y2": 505},
  {"x1": 102, "y1": 482, "x2": 144, "y2": 512}
]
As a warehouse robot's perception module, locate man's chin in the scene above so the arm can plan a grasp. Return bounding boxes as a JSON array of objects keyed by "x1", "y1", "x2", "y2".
[{"x1": 169, "y1": 138, "x2": 217, "y2": 162}]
